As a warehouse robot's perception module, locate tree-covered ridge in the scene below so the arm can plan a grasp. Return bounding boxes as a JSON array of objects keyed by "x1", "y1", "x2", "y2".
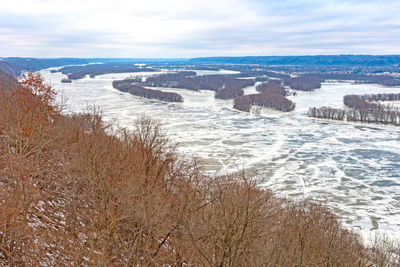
[
  {"x1": 0, "y1": 60, "x2": 21, "y2": 77},
  {"x1": 0, "y1": 69, "x2": 20, "y2": 90},
  {"x1": 190, "y1": 55, "x2": 400, "y2": 67}
]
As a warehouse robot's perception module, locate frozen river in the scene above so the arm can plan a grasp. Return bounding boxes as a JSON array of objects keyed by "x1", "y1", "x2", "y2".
[{"x1": 42, "y1": 68, "x2": 400, "y2": 243}]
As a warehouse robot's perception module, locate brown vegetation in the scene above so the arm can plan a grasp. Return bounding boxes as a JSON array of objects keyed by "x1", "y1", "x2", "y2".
[
  {"x1": 1, "y1": 72, "x2": 399, "y2": 265},
  {"x1": 233, "y1": 96, "x2": 252, "y2": 112},
  {"x1": 285, "y1": 74, "x2": 322, "y2": 91},
  {"x1": 247, "y1": 92, "x2": 295, "y2": 112},
  {"x1": 234, "y1": 81, "x2": 295, "y2": 112},
  {"x1": 344, "y1": 94, "x2": 400, "y2": 125},
  {"x1": 113, "y1": 79, "x2": 183, "y2": 102},
  {"x1": 0, "y1": 61, "x2": 20, "y2": 77},
  {"x1": 359, "y1": 93, "x2": 400, "y2": 102},
  {"x1": 308, "y1": 106, "x2": 347, "y2": 121},
  {"x1": 309, "y1": 93, "x2": 400, "y2": 126},
  {"x1": 0, "y1": 69, "x2": 20, "y2": 90},
  {"x1": 256, "y1": 79, "x2": 286, "y2": 95},
  {"x1": 141, "y1": 71, "x2": 197, "y2": 87},
  {"x1": 140, "y1": 73, "x2": 255, "y2": 99}
]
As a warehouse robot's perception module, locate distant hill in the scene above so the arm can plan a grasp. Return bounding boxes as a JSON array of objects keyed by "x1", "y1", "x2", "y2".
[
  {"x1": 0, "y1": 60, "x2": 21, "y2": 77},
  {"x1": 189, "y1": 55, "x2": 400, "y2": 67},
  {"x1": 2, "y1": 55, "x2": 400, "y2": 78},
  {"x1": 0, "y1": 57, "x2": 188, "y2": 77},
  {"x1": 0, "y1": 69, "x2": 20, "y2": 90},
  {"x1": 1, "y1": 58, "x2": 92, "y2": 76}
]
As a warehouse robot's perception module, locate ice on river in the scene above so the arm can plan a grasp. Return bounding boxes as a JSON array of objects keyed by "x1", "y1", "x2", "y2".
[{"x1": 42, "y1": 68, "x2": 400, "y2": 243}]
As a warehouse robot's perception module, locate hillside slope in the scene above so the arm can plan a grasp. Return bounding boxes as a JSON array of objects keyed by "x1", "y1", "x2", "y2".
[
  {"x1": 0, "y1": 69, "x2": 20, "y2": 89},
  {"x1": 0, "y1": 72, "x2": 398, "y2": 266}
]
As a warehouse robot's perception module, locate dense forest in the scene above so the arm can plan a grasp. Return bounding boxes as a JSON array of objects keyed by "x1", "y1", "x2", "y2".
[
  {"x1": 115, "y1": 71, "x2": 300, "y2": 110},
  {"x1": 1, "y1": 69, "x2": 399, "y2": 265},
  {"x1": 256, "y1": 79, "x2": 285, "y2": 94},
  {"x1": 139, "y1": 71, "x2": 197, "y2": 87},
  {"x1": 234, "y1": 92, "x2": 295, "y2": 112},
  {"x1": 114, "y1": 72, "x2": 253, "y2": 104},
  {"x1": 284, "y1": 74, "x2": 322, "y2": 91},
  {"x1": 233, "y1": 70, "x2": 322, "y2": 91},
  {"x1": 112, "y1": 79, "x2": 183, "y2": 102},
  {"x1": 234, "y1": 80, "x2": 295, "y2": 112},
  {"x1": 141, "y1": 72, "x2": 255, "y2": 99}
]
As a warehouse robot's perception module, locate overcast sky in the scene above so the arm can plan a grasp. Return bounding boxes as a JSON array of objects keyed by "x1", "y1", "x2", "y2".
[{"x1": 1, "y1": 0, "x2": 400, "y2": 58}]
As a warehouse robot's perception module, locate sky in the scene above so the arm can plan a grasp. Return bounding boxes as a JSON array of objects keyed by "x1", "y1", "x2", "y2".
[{"x1": 1, "y1": 0, "x2": 400, "y2": 58}]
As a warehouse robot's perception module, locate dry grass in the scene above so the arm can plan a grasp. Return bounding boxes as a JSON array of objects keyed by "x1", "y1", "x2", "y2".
[{"x1": 0, "y1": 72, "x2": 399, "y2": 266}]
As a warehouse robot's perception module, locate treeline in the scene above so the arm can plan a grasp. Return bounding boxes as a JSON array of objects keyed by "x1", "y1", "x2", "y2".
[
  {"x1": 343, "y1": 95, "x2": 382, "y2": 111},
  {"x1": 237, "y1": 70, "x2": 290, "y2": 80},
  {"x1": 320, "y1": 73, "x2": 400, "y2": 86},
  {"x1": 215, "y1": 78, "x2": 255, "y2": 99},
  {"x1": 248, "y1": 92, "x2": 295, "y2": 112},
  {"x1": 284, "y1": 74, "x2": 322, "y2": 91},
  {"x1": 57, "y1": 63, "x2": 157, "y2": 80},
  {"x1": 239, "y1": 70, "x2": 321, "y2": 91},
  {"x1": 282, "y1": 72, "x2": 400, "y2": 90},
  {"x1": 256, "y1": 79, "x2": 286, "y2": 95},
  {"x1": 141, "y1": 72, "x2": 255, "y2": 99},
  {"x1": 309, "y1": 106, "x2": 400, "y2": 125},
  {"x1": 224, "y1": 65, "x2": 400, "y2": 89},
  {"x1": 309, "y1": 93, "x2": 400, "y2": 126},
  {"x1": 141, "y1": 71, "x2": 197, "y2": 87},
  {"x1": 308, "y1": 107, "x2": 347, "y2": 121},
  {"x1": 233, "y1": 96, "x2": 252, "y2": 112},
  {"x1": 61, "y1": 78, "x2": 72, "y2": 83},
  {"x1": 280, "y1": 72, "x2": 400, "y2": 91},
  {"x1": 350, "y1": 93, "x2": 400, "y2": 102},
  {"x1": 344, "y1": 93, "x2": 400, "y2": 111},
  {"x1": 344, "y1": 94, "x2": 400, "y2": 125},
  {"x1": 234, "y1": 81, "x2": 295, "y2": 112},
  {"x1": 215, "y1": 86, "x2": 244, "y2": 99},
  {"x1": 1, "y1": 71, "x2": 399, "y2": 265},
  {"x1": 112, "y1": 79, "x2": 183, "y2": 102}
]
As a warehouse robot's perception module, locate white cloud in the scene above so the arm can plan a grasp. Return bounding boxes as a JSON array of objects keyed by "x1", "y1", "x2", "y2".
[{"x1": 0, "y1": 0, "x2": 399, "y2": 57}]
